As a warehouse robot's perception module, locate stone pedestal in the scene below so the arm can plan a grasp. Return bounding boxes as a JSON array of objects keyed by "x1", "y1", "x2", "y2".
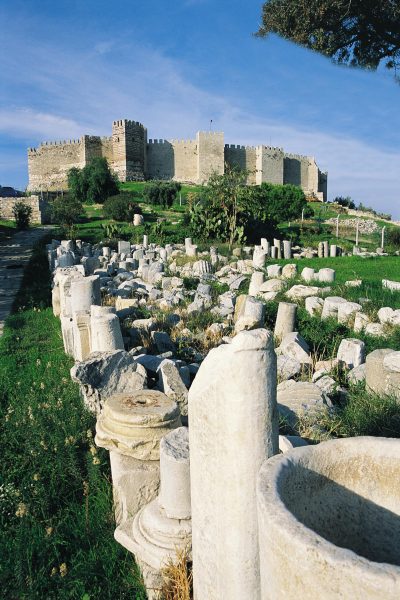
[
  {"x1": 188, "y1": 329, "x2": 278, "y2": 600},
  {"x1": 91, "y1": 310, "x2": 124, "y2": 352},
  {"x1": 95, "y1": 390, "x2": 181, "y2": 524},
  {"x1": 70, "y1": 275, "x2": 101, "y2": 314},
  {"x1": 301, "y1": 267, "x2": 315, "y2": 282},
  {"x1": 253, "y1": 247, "x2": 267, "y2": 269},
  {"x1": 133, "y1": 214, "x2": 144, "y2": 226},
  {"x1": 282, "y1": 240, "x2": 292, "y2": 259},
  {"x1": 249, "y1": 272, "x2": 265, "y2": 297},
  {"x1": 274, "y1": 302, "x2": 296, "y2": 342},
  {"x1": 57, "y1": 267, "x2": 85, "y2": 317},
  {"x1": 114, "y1": 427, "x2": 191, "y2": 599},
  {"x1": 318, "y1": 268, "x2": 335, "y2": 283}
]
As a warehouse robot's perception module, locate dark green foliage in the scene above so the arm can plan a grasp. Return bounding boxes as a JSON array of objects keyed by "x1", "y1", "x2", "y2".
[
  {"x1": 243, "y1": 183, "x2": 307, "y2": 242},
  {"x1": 144, "y1": 181, "x2": 182, "y2": 208},
  {"x1": 12, "y1": 201, "x2": 32, "y2": 229},
  {"x1": 51, "y1": 195, "x2": 83, "y2": 228},
  {"x1": 68, "y1": 158, "x2": 119, "y2": 204},
  {"x1": 188, "y1": 169, "x2": 307, "y2": 245},
  {"x1": 187, "y1": 166, "x2": 248, "y2": 246},
  {"x1": 387, "y1": 228, "x2": 400, "y2": 248},
  {"x1": 103, "y1": 193, "x2": 141, "y2": 222},
  {"x1": 257, "y1": 0, "x2": 400, "y2": 81},
  {"x1": 0, "y1": 240, "x2": 146, "y2": 598},
  {"x1": 333, "y1": 196, "x2": 355, "y2": 209}
]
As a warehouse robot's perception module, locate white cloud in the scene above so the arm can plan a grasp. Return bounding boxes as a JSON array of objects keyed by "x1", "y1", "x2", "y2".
[{"x1": 0, "y1": 109, "x2": 85, "y2": 141}]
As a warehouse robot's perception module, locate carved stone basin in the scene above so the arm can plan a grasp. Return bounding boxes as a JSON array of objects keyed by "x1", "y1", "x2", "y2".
[{"x1": 257, "y1": 437, "x2": 400, "y2": 599}]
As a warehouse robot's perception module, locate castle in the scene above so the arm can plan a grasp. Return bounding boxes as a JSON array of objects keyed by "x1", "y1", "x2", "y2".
[{"x1": 27, "y1": 119, "x2": 327, "y2": 200}]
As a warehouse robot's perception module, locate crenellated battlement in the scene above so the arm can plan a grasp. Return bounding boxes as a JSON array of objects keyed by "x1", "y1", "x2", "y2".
[
  {"x1": 27, "y1": 118, "x2": 327, "y2": 200},
  {"x1": 284, "y1": 152, "x2": 310, "y2": 161}
]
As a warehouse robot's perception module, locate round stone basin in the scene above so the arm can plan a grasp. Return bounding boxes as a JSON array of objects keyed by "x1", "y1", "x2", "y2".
[{"x1": 257, "y1": 437, "x2": 400, "y2": 599}]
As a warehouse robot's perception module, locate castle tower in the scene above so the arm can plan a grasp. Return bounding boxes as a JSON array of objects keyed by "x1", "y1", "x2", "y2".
[
  {"x1": 196, "y1": 131, "x2": 224, "y2": 183},
  {"x1": 112, "y1": 119, "x2": 147, "y2": 181}
]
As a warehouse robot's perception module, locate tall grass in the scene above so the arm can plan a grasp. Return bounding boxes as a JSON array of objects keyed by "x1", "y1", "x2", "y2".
[{"x1": 0, "y1": 240, "x2": 146, "y2": 599}]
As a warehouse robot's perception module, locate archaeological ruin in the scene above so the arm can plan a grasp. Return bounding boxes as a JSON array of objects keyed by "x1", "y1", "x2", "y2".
[
  {"x1": 27, "y1": 119, "x2": 327, "y2": 200},
  {"x1": 44, "y1": 229, "x2": 400, "y2": 599}
]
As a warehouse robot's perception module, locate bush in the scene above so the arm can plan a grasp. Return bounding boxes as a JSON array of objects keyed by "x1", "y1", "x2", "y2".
[
  {"x1": 103, "y1": 194, "x2": 141, "y2": 222},
  {"x1": 144, "y1": 181, "x2": 181, "y2": 208},
  {"x1": 333, "y1": 196, "x2": 355, "y2": 209},
  {"x1": 68, "y1": 158, "x2": 119, "y2": 204},
  {"x1": 12, "y1": 202, "x2": 32, "y2": 229},
  {"x1": 387, "y1": 227, "x2": 400, "y2": 248},
  {"x1": 51, "y1": 195, "x2": 83, "y2": 228}
]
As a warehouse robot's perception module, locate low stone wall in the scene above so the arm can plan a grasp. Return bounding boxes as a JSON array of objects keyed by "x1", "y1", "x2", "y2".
[{"x1": 0, "y1": 196, "x2": 50, "y2": 224}]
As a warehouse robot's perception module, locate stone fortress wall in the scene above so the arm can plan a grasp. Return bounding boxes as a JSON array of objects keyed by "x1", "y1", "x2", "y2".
[{"x1": 27, "y1": 119, "x2": 327, "y2": 201}]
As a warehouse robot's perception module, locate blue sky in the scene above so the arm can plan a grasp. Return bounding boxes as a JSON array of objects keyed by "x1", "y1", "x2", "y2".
[{"x1": 1, "y1": 0, "x2": 399, "y2": 217}]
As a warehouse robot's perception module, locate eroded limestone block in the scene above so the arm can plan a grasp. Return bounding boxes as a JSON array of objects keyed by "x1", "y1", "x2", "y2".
[
  {"x1": 337, "y1": 302, "x2": 362, "y2": 325},
  {"x1": 366, "y1": 349, "x2": 400, "y2": 398},
  {"x1": 277, "y1": 332, "x2": 311, "y2": 366},
  {"x1": 70, "y1": 275, "x2": 101, "y2": 314},
  {"x1": 286, "y1": 285, "x2": 320, "y2": 300},
  {"x1": 321, "y1": 296, "x2": 347, "y2": 320},
  {"x1": 277, "y1": 380, "x2": 331, "y2": 429},
  {"x1": 96, "y1": 390, "x2": 181, "y2": 459},
  {"x1": 281, "y1": 263, "x2": 297, "y2": 279},
  {"x1": 158, "y1": 360, "x2": 188, "y2": 418},
  {"x1": 337, "y1": 338, "x2": 365, "y2": 369},
  {"x1": 71, "y1": 350, "x2": 147, "y2": 414},
  {"x1": 305, "y1": 296, "x2": 324, "y2": 317}
]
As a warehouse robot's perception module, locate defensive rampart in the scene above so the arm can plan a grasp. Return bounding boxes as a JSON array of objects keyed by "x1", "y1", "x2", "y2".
[{"x1": 27, "y1": 119, "x2": 327, "y2": 200}]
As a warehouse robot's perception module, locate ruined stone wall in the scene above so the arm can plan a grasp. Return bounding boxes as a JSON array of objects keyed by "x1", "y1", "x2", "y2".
[
  {"x1": 256, "y1": 146, "x2": 284, "y2": 186},
  {"x1": 0, "y1": 195, "x2": 50, "y2": 223},
  {"x1": 28, "y1": 139, "x2": 84, "y2": 192},
  {"x1": 196, "y1": 132, "x2": 224, "y2": 183},
  {"x1": 224, "y1": 145, "x2": 257, "y2": 184}
]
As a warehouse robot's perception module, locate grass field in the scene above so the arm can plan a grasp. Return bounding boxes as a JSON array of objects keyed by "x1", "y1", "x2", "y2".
[{"x1": 0, "y1": 239, "x2": 146, "y2": 599}]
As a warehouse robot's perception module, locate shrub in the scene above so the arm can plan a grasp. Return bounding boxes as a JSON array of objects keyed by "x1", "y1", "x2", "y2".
[
  {"x1": 144, "y1": 181, "x2": 181, "y2": 208},
  {"x1": 51, "y1": 195, "x2": 83, "y2": 228},
  {"x1": 103, "y1": 194, "x2": 141, "y2": 222},
  {"x1": 333, "y1": 196, "x2": 355, "y2": 209},
  {"x1": 12, "y1": 202, "x2": 32, "y2": 229},
  {"x1": 68, "y1": 158, "x2": 119, "y2": 204},
  {"x1": 387, "y1": 228, "x2": 400, "y2": 248}
]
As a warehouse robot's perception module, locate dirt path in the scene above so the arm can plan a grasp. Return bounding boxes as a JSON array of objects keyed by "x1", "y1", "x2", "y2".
[{"x1": 0, "y1": 226, "x2": 52, "y2": 337}]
